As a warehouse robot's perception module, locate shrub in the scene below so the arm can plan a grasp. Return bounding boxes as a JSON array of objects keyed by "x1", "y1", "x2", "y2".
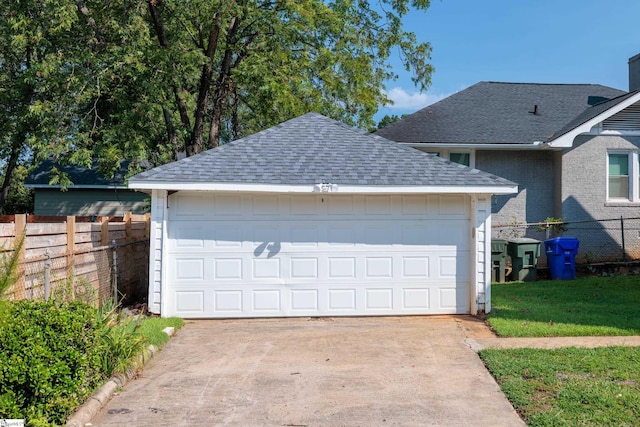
[{"x1": 0, "y1": 300, "x2": 104, "y2": 425}]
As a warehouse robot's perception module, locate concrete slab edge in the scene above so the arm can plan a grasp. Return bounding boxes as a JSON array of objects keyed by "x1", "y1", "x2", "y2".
[
  {"x1": 66, "y1": 327, "x2": 176, "y2": 427},
  {"x1": 465, "y1": 338, "x2": 485, "y2": 352}
]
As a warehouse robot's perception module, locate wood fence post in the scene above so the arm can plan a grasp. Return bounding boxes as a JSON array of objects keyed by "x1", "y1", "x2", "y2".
[
  {"x1": 124, "y1": 212, "x2": 132, "y2": 242},
  {"x1": 66, "y1": 216, "x2": 75, "y2": 278},
  {"x1": 101, "y1": 216, "x2": 109, "y2": 247},
  {"x1": 144, "y1": 212, "x2": 151, "y2": 238}
]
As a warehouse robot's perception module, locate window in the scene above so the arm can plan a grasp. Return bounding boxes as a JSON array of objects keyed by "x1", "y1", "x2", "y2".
[
  {"x1": 416, "y1": 149, "x2": 474, "y2": 167},
  {"x1": 449, "y1": 152, "x2": 470, "y2": 166},
  {"x1": 607, "y1": 152, "x2": 640, "y2": 202}
]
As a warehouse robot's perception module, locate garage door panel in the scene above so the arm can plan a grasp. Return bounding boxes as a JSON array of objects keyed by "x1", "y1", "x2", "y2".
[
  {"x1": 166, "y1": 193, "x2": 471, "y2": 318},
  {"x1": 438, "y1": 195, "x2": 469, "y2": 216},
  {"x1": 402, "y1": 257, "x2": 430, "y2": 278},
  {"x1": 402, "y1": 288, "x2": 430, "y2": 309},
  {"x1": 365, "y1": 288, "x2": 393, "y2": 310},
  {"x1": 365, "y1": 195, "x2": 392, "y2": 215}
]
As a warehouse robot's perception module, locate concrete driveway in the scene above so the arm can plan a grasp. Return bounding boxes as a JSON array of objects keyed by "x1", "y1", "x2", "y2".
[{"x1": 90, "y1": 316, "x2": 525, "y2": 426}]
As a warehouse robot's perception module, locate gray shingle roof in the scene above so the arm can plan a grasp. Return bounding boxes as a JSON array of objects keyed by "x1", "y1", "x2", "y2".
[
  {"x1": 130, "y1": 113, "x2": 515, "y2": 188},
  {"x1": 550, "y1": 90, "x2": 640, "y2": 140},
  {"x1": 25, "y1": 159, "x2": 134, "y2": 188},
  {"x1": 375, "y1": 82, "x2": 626, "y2": 144}
]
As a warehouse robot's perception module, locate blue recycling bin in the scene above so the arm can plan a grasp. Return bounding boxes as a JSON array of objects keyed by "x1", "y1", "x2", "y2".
[{"x1": 544, "y1": 237, "x2": 579, "y2": 280}]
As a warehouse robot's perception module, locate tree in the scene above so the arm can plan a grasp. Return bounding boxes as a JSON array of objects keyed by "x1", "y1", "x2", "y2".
[
  {"x1": 0, "y1": 0, "x2": 434, "y2": 213},
  {"x1": 376, "y1": 114, "x2": 408, "y2": 130}
]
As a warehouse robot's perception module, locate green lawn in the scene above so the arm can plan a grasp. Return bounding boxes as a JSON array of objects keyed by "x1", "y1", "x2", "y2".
[
  {"x1": 138, "y1": 316, "x2": 185, "y2": 348},
  {"x1": 480, "y1": 347, "x2": 640, "y2": 426},
  {"x1": 487, "y1": 276, "x2": 640, "y2": 337}
]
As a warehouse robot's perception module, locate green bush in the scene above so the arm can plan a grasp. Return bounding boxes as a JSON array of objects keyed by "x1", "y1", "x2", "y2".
[{"x1": 0, "y1": 300, "x2": 104, "y2": 425}]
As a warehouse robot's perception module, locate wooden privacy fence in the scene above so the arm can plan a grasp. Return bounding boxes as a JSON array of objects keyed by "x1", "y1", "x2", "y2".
[{"x1": 0, "y1": 213, "x2": 150, "y2": 305}]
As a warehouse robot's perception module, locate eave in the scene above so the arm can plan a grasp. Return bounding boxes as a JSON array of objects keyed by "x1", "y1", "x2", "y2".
[
  {"x1": 548, "y1": 91, "x2": 640, "y2": 148},
  {"x1": 24, "y1": 184, "x2": 130, "y2": 190},
  {"x1": 128, "y1": 181, "x2": 518, "y2": 195},
  {"x1": 400, "y1": 142, "x2": 549, "y2": 150}
]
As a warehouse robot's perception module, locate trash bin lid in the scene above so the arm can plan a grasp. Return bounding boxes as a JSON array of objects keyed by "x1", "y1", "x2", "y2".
[
  {"x1": 491, "y1": 239, "x2": 508, "y2": 252},
  {"x1": 508, "y1": 238, "x2": 541, "y2": 244}
]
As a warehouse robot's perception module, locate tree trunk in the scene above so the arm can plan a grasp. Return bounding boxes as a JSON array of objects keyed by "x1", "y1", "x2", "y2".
[
  {"x1": 162, "y1": 107, "x2": 179, "y2": 160},
  {"x1": 188, "y1": 14, "x2": 226, "y2": 156},
  {"x1": 206, "y1": 19, "x2": 241, "y2": 149},
  {"x1": 0, "y1": 139, "x2": 23, "y2": 214},
  {"x1": 148, "y1": 0, "x2": 192, "y2": 152}
]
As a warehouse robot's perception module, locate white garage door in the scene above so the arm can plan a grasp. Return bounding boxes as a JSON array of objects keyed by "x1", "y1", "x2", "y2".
[{"x1": 165, "y1": 192, "x2": 470, "y2": 318}]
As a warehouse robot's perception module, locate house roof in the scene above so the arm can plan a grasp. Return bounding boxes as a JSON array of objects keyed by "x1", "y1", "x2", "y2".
[
  {"x1": 375, "y1": 82, "x2": 626, "y2": 145},
  {"x1": 25, "y1": 159, "x2": 133, "y2": 189},
  {"x1": 549, "y1": 90, "x2": 640, "y2": 142},
  {"x1": 129, "y1": 113, "x2": 516, "y2": 194}
]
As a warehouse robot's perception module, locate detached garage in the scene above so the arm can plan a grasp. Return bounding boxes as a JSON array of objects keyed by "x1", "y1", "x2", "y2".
[{"x1": 129, "y1": 113, "x2": 516, "y2": 318}]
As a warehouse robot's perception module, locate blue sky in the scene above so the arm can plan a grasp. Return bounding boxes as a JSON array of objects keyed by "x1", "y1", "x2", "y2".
[{"x1": 377, "y1": 0, "x2": 640, "y2": 121}]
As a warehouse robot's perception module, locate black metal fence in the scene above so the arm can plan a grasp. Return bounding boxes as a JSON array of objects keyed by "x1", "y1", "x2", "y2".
[{"x1": 493, "y1": 217, "x2": 640, "y2": 265}]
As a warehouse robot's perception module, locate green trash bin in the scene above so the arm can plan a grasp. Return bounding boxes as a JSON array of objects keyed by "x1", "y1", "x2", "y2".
[
  {"x1": 507, "y1": 238, "x2": 542, "y2": 282},
  {"x1": 491, "y1": 239, "x2": 508, "y2": 283}
]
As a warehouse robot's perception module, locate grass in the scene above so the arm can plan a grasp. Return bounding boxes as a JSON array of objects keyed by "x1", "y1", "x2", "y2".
[
  {"x1": 137, "y1": 316, "x2": 185, "y2": 348},
  {"x1": 480, "y1": 347, "x2": 640, "y2": 426},
  {"x1": 487, "y1": 276, "x2": 640, "y2": 337}
]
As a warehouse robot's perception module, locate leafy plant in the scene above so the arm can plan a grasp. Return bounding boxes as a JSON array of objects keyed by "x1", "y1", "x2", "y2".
[
  {"x1": 0, "y1": 233, "x2": 25, "y2": 299},
  {"x1": 537, "y1": 216, "x2": 568, "y2": 238},
  {"x1": 50, "y1": 274, "x2": 98, "y2": 306},
  {"x1": 93, "y1": 302, "x2": 147, "y2": 377},
  {"x1": 0, "y1": 300, "x2": 103, "y2": 425},
  {"x1": 496, "y1": 216, "x2": 527, "y2": 239}
]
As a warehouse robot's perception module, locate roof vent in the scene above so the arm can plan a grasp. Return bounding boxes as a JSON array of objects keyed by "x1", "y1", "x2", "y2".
[
  {"x1": 588, "y1": 96, "x2": 609, "y2": 106},
  {"x1": 529, "y1": 105, "x2": 539, "y2": 115}
]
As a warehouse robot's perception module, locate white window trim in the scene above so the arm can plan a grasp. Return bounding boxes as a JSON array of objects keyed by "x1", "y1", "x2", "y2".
[
  {"x1": 419, "y1": 149, "x2": 475, "y2": 168},
  {"x1": 607, "y1": 151, "x2": 639, "y2": 202}
]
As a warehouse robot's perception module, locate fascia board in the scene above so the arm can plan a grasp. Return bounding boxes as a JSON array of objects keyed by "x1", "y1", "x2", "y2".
[
  {"x1": 401, "y1": 142, "x2": 546, "y2": 150},
  {"x1": 24, "y1": 184, "x2": 129, "y2": 189},
  {"x1": 549, "y1": 92, "x2": 640, "y2": 148},
  {"x1": 129, "y1": 180, "x2": 518, "y2": 195}
]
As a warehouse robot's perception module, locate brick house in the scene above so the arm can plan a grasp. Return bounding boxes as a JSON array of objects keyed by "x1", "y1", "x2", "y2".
[{"x1": 377, "y1": 54, "x2": 640, "y2": 261}]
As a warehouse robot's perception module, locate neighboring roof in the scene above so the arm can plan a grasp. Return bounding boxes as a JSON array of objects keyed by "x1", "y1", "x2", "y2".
[
  {"x1": 549, "y1": 90, "x2": 640, "y2": 141},
  {"x1": 375, "y1": 82, "x2": 626, "y2": 145},
  {"x1": 25, "y1": 159, "x2": 134, "y2": 189},
  {"x1": 129, "y1": 113, "x2": 516, "y2": 194}
]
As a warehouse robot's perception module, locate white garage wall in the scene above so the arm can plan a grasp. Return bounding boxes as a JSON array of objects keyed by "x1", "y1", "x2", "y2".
[
  {"x1": 148, "y1": 189, "x2": 167, "y2": 314},
  {"x1": 470, "y1": 195, "x2": 492, "y2": 314},
  {"x1": 150, "y1": 192, "x2": 475, "y2": 316}
]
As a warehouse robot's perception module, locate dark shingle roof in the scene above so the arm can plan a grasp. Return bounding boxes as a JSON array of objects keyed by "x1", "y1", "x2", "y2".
[
  {"x1": 25, "y1": 159, "x2": 133, "y2": 188},
  {"x1": 130, "y1": 113, "x2": 515, "y2": 188},
  {"x1": 550, "y1": 90, "x2": 640, "y2": 140},
  {"x1": 375, "y1": 82, "x2": 626, "y2": 144}
]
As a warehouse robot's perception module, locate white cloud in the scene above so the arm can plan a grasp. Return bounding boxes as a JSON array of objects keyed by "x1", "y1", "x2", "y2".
[{"x1": 383, "y1": 87, "x2": 449, "y2": 110}]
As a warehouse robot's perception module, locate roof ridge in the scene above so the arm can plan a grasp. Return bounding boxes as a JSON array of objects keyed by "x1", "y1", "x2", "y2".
[{"x1": 481, "y1": 81, "x2": 618, "y2": 88}]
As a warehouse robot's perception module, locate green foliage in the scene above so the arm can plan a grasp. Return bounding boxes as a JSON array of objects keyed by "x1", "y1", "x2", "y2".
[
  {"x1": 0, "y1": 297, "x2": 164, "y2": 425},
  {"x1": 375, "y1": 114, "x2": 407, "y2": 130},
  {"x1": 0, "y1": 234, "x2": 25, "y2": 299},
  {"x1": 93, "y1": 304, "x2": 147, "y2": 377},
  {"x1": 480, "y1": 347, "x2": 640, "y2": 426},
  {"x1": 137, "y1": 317, "x2": 185, "y2": 348},
  {"x1": 1, "y1": 0, "x2": 435, "y2": 207},
  {"x1": 1, "y1": 165, "x2": 34, "y2": 214},
  {"x1": 537, "y1": 217, "x2": 568, "y2": 237},
  {"x1": 487, "y1": 277, "x2": 640, "y2": 337},
  {"x1": 0, "y1": 300, "x2": 103, "y2": 425}
]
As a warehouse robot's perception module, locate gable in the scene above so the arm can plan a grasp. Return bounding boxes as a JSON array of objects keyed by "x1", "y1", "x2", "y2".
[{"x1": 601, "y1": 101, "x2": 640, "y2": 132}]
